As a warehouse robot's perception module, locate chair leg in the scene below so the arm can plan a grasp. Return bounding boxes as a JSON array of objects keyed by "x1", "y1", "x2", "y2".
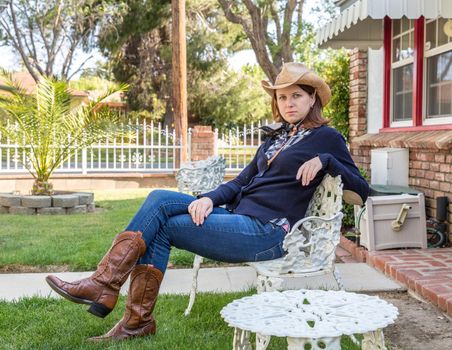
[
  {"x1": 362, "y1": 329, "x2": 387, "y2": 350},
  {"x1": 184, "y1": 254, "x2": 203, "y2": 316},
  {"x1": 256, "y1": 275, "x2": 284, "y2": 293},
  {"x1": 256, "y1": 333, "x2": 271, "y2": 350},
  {"x1": 333, "y1": 265, "x2": 345, "y2": 291}
]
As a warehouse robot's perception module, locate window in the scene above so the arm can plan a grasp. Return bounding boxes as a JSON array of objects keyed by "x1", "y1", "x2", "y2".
[
  {"x1": 391, "y1": 18, "x2": 414, "y2": 124},
  {"x1": 424, "y1": 18, "x2": 452, "y2": 124}
]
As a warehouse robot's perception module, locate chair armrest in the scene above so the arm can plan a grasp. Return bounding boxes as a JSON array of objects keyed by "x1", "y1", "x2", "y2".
[{"x1": 279, "y1": 212, "x2": 344, "y2": 274}]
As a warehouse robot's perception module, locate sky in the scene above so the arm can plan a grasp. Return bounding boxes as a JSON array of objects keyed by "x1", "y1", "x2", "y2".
[{"x1": 0, "y1": 0, "x2": 331, "y2": 78}]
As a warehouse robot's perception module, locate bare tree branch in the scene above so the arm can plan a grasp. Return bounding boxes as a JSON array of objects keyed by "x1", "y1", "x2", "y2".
[
  {"x1": 8, "y1": 2, "x2": 39, "y2": 81},
  {"x1": 66, "y1": 54, "x2": 93, "y2": 81},
  {"x1": 281, "y1": 0, "x2": 296, "y2": 63},
  {"x1": 0, "y1": 0, "x2": 109, "y2": 80},
  {"x1": 296, "y1": 0, "x2": 304, "y2": 38}
]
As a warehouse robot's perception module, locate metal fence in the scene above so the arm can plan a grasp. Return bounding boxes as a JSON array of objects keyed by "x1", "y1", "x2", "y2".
[
  {"x1": 215, "y1": 120, "x2": 269, "y2": 171},
  {"x1": 0, "y1": 120, "x2": 181, "y2": 174},
  {"x1": 0, "y1": 120, "x2": 269, "y2": 174}
]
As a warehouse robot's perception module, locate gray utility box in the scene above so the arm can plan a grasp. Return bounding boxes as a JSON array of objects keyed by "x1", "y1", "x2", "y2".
[{"x1": 357, "y1": 193, "x2": 427, "y2": 251}]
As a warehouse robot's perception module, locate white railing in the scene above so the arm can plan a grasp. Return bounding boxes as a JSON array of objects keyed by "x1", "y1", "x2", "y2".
[
  {"x1": 0, "y1": 120, "x2": 181, "y2": 174},
  {"x1": 0, "y1": 120, "x2": 270, "y2": 174},
  {"x1": 215, "y1": 120, "x2": 269, "y2": 172}
]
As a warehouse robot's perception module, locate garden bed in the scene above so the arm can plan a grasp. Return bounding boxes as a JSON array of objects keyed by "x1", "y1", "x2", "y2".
[{"x1": 0, "y1": 191, "x2": 95, "y2": 215}]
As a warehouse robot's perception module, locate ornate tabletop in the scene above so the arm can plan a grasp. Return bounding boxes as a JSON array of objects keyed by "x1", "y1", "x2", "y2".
[{"x1": 221, "y1": 289, "x2": 398, "y2": 350}]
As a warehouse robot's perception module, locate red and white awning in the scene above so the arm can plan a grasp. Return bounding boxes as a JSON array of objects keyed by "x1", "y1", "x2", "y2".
[{"x1": 316, "y1": 0, "x2": 452, "y2": 49}]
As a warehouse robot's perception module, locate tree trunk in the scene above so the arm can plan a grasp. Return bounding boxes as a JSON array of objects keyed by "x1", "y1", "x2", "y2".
[
  {"x1": 32, "y1": 179, "x2": 54, "y2": 196},
  {"x1": 172, "y1": 0, "x2": 188, "y2": 165}
]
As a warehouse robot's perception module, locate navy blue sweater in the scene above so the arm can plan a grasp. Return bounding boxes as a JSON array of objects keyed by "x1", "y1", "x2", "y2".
[{"x1": 201, "y1": 125, "x2": 369, "y2": 227}]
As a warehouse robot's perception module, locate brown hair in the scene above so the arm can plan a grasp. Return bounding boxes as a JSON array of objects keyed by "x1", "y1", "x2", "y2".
[{"x1": 271, "y1": 84, "x2": 329, "y2": 129}]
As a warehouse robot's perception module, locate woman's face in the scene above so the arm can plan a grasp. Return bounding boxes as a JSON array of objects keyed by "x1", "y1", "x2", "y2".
[{"x1": 275, "y1": 85, "x2": 315, "y2": 125}]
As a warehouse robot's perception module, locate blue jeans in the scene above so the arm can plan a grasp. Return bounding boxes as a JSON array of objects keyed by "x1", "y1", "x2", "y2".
[{"x1": 125, "y1": 190, "x2": 286, "y2": 273}]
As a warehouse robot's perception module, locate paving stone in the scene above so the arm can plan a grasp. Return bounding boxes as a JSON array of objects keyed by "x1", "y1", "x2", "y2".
[
  {"x1": 78, "y1": 192, "x2": 94, "y2": 205},
  {"x1": 66, "y1": 205, "x2": 87, "y2": 214},
  {"x1": 0, "y1": 206, "x2": 9, "y2": 214},
  {"x1": 0, "y1": 193, "x2": 21, "y2": 207},
  {"x1": 9, "y1": 206, "x2": 36, "y2": 215},
  {"x1": 21, "y1": 196, "x2": 51, "y2": 208},
  {"x1": 37, "y1": 207, "x2": 66, "y2": 215},
  {"x1": 87, "y1": 203, "x2": 96, "y2": 213},
  {"x1": 52, "y1": 195, "x2": 79, "y2": 208},
  {"x1": 368, "y1": 247, "x2": 452, "y2": 316}
]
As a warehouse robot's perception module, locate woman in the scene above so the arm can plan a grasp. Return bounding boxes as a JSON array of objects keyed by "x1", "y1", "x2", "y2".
[{"x1": 46, "y1": 62, "x2": 369, "y2": 342}]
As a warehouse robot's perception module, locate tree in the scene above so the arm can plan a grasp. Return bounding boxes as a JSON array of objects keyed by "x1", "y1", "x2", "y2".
[
  {"x1": 98, "y1": 0, "x2": 247, "y2": 126},
  {"x1": 0, "y1": 71, "x2": 128, "y2": 195},
  {"x1": 0, "y1": 0, "x2": 114, "y2": 81},
  {"x1": 190, "y1": 65, "x2": 271, "y2": 130},
  {"x1": 218, "y1": 0, "x2": 302, "y2": 82}
]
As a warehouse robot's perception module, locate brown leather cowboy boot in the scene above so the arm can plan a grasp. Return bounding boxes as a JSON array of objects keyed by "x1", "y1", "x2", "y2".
[
  {"x1": 89, "y1": 264, "x2": 164, "y2": 342},
  {"x1": 45, "y1": 231, "x2": 146, "y2": 318}
]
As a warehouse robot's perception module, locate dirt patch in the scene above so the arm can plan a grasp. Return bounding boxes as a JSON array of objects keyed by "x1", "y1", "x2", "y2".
[
  {"x1": 0, "y1": 264, "x2": 70, "y2": 273},
  {"x1": 373, "y1": 291, "x2": 451, "y2": 350}
]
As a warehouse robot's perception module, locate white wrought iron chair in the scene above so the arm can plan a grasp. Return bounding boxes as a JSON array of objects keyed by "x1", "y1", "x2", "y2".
[
  {"x1": 175, "y1": 155, "x2": 226, "y2": 316},
  {"x1": 247, "y1": 174, "x2": 344, "y2": 350},
  {"x1": 185, "y1": 174, "x2": 344, "y2": 319},
  {"x1": 249, "y1": 174, "x2": 344, "y2": 294}
]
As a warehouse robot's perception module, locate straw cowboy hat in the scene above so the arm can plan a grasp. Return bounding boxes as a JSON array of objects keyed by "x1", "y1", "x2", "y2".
[{"x1": 261, "y1": 62, "x2": 331, "y2": 107}]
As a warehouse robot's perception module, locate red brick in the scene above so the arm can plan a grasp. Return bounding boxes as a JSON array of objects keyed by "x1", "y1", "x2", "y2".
[
  {"x1": 434, "y1": 154, "x2": 445, "y2": 163},
  {"x1": 439, "y1": 163, "x2": 451, "y2": 172},
  {"x1": 373, "y1": 258, "x2": 387, "y2": 272},
  {"x1": 448, "y1": 299, "x2": 452, "y2": 316},
  {"x1": 440, "y1": 182, "x2": 451, "y2": 192},
  {"x1": 438, "y1": 293, "x2": 452, "y2": 311}
]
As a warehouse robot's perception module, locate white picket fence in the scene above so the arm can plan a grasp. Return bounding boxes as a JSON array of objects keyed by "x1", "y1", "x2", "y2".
[
  {"x1": 0, "y1": 120, "x2": 269, "y2": 174},
  {"x1": 215, "y1": 120, "x2": 269, "y2": 171}
]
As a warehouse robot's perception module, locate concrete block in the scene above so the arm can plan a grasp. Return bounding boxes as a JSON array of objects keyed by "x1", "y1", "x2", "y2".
[
  {"x1": 37, "y1": 207, "x2": 66, "y2": 215},
  {"x1": 0, "y1": 193, "x2": 21, "y2": 207},
  {"x1": 21, "y1": 196, "x2": 52, "y2": 208},
  {"x1": 66, "y1": 205, "x2": 87, "y2": 214},
  {"x1": 87, "y1": 203, "x2": 96, "y2": 213},
  {"x1": 0, "y1": 206, "x2": 9, "y2": 214},
  {"x1": 9, "y1": 206, "x2": 36, "y2": 215},
  {"x1": 78, "y1": 192, "x2": 94, "y2": 205},
  {"x1": 52, "y1": 195, "x2": 79, "y2": 208}
]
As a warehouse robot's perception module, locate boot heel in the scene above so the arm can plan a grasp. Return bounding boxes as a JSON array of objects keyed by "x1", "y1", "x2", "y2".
[{"x1": 88, "y1": 302, "x2": 112, "y2": 318}]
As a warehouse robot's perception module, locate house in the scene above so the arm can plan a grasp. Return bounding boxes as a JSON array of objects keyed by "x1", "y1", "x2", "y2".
[
  {"x1": 0, "y1": 72, "x2": 128, "y2": 113},
  {"x1": 316, "y1": 0, "x2": 452, "y2": 234},
  {"x1": 0, "y1": 71, "x2": 90, "y2": 106}
]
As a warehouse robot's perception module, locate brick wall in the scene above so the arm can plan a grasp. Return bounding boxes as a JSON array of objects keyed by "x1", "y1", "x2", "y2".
[
  {"x1": 190, "y1": 125, "x2": 215, "y2": 161},
  {"x1": 348, "y1": 49, "x2": 368, "y2": 139},
  {"x1": 347, "y1": 49, "x2": 452, "y2": 241},
  {"x1": 350, "y1": 136, "x2": 452, "y2": 240},
  {"x1": 409, "y1": 151, "x2": 452, "y2": 224}
]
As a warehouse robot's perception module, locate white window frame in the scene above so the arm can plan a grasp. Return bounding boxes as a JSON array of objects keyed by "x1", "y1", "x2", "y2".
[
  {"x1": 391, "y1": 19, "x2": 415, "y2": 127},
  {"x1": 423, "y1": 18, "x2": 452, "y2": 126}
]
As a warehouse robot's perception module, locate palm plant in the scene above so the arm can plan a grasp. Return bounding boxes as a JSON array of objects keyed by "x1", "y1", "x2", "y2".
[{"x1": 0, "y1": 71, "x2": 128, "y2": 195}]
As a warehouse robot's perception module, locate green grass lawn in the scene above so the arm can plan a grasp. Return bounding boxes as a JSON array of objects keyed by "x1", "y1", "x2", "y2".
[
  {"x1": 0, "y1": 292, "x2": 361, "y2": 350},
  {"x1": 0, "y1": 188, "x2": 203, "y2": 272}
]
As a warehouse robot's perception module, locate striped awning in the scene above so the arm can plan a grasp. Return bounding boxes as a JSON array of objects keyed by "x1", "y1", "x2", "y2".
[{"x1": 316, "y1": 0, "x2": 452, "y2": 49}]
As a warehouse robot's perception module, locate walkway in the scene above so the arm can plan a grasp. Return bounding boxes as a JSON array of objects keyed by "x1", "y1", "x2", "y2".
[{"x1": 0, "y1": 263, "x2": 403, "y2": 302}]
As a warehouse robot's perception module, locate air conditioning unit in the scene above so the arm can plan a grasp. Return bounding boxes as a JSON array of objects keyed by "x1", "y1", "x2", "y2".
[{"x1": 371, "y1": 148, "x2": 409, "y2": 186}]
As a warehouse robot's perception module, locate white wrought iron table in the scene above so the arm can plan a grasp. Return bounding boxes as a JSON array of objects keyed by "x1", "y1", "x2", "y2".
[{"x1": 221, "y1": 289, "x2": 398, "y2": 350}]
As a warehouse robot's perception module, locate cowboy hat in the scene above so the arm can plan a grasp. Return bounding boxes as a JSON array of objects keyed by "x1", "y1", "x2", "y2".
[{"x1": 261, "y1": 62, "x2": 331, "y2": 107}]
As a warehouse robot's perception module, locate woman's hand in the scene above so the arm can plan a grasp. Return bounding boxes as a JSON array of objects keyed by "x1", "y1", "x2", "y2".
[
  {"x1": 188, "y1": 197, "x2": 213, "y2": 226},
  {"x1": 296, "y1": 156, "x2": 322, "y2": 186}
]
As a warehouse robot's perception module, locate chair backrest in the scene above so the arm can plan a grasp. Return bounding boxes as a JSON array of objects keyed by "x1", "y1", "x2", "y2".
[
  {"x1": 175, "y1": 155, "x2": 226, "y2": 194},
  {"x1": 279, "y1": 174, "x2": 343, "y2": 275},
  {"x1": 306, "y1": 174, "x2": 343, "y2": 217}
]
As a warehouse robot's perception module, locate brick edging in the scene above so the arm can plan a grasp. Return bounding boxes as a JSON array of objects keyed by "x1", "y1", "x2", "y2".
[
  {"x1": 339, "y1": 236, "x2": 368, "y2": 263},
  {"x1": 340, "y1": 236, "x2": 452, "y2": 316}
]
